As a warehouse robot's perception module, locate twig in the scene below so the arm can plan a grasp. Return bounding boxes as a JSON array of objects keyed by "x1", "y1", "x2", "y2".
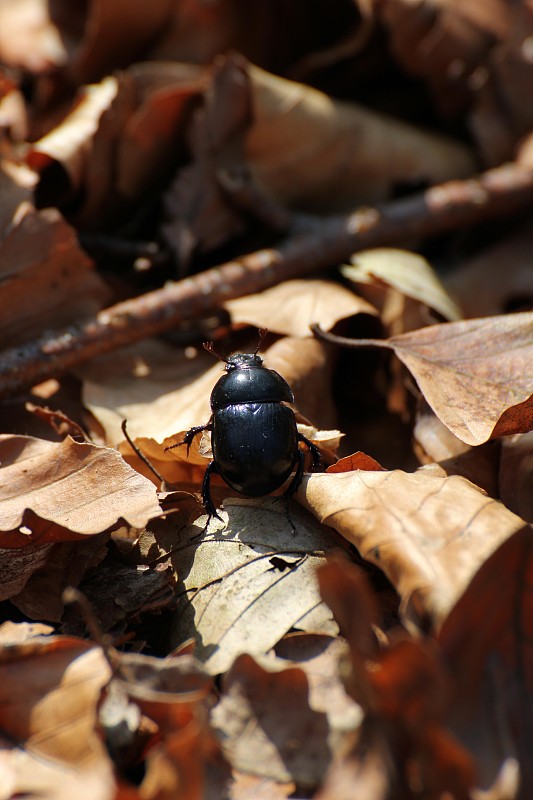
[{"x1": 0, "y1": 162, "x2": 532, "y2": 400}]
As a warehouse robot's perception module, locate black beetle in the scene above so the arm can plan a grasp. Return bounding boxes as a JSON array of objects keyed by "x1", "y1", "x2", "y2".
[{"x1": 167, "y1": 329, "x2": 321, "y2": 522}]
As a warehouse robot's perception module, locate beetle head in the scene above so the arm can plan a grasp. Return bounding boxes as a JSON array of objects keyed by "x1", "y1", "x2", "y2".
[
  {"x1": 203, "y1": 328, "x2": 268, "y2": 370},
  {"x1": 225, "y1": 353, "x2": 263, "y2": 371}
]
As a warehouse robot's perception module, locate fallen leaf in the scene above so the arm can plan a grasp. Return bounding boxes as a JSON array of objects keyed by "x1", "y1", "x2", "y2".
[
  {"x1": 343, "y1": 248, "x2": 461, "y2": 322},
  {"x1": 0, "y1": 206, "x2": 110, "y2": 348},
  {"x1": 0, "y1": 0, "x2": 68, "y2": 73},
  {"x1": 439, "y1": 526, "x2": 533, "y2": 796},
  {"x1": 378, "y1": 0, "x2": 507, "y2": 119},
  {"x1": 212, "y1": 652, "x2": 332, "y2": 786},
  {"x1": 0, "y1": 434, "x2": 162, "y2": 535},
  {"x1": 316, "y1": 558, "x2": 476, "y2": 799},
  {"x1": 226, "y1": 279, "x2": 378, "y2": 337},
  {"x1": 11, "y1": 535, "x2": 108, "y2": 621},
  {"x1": 245, "y1": 58, "x2": 476, "y2": 210},
  {"x1": 0, "y1": 636, "x2": 115, "y2": 800},
  {"x1": 319, "y1": 311, "x2": 533, "y2": 445},
  {"x1": 0, "y1": 620, "x2": 54, "y2": 644},
  {"x1": 300, "y1": 469, "x2": 528, "y2": 629},
  {"x1": 144, "y1": 498, "x2": 341, "y2": 675}
]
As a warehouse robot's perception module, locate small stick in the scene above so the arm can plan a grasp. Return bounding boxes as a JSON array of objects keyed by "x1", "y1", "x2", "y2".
[{"x1": 0, "y1": 162, "x2": 532, "y2": 400}]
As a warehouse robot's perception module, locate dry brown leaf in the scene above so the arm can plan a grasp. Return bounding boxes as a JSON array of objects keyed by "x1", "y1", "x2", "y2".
[
  {"x1": 378, "y1": 0, "x2": 508, "y2": 118},
  {"x1": 29, "y1": 63, "x2": 208, "y2": 228},
  {"x1": 164, "y1": 53, "x2": 476, "y2": 257},
  {"x1": 300, "y1": 469, "x2": 528, "y2": 629},
  {"x1": 0, "y1": 206, "x2": 110, "y2": 348},
  {"x1": 141, "y1": 499, "x2": 340, "y2": 675},
  {"x1": 342, "y1": 248, "x2": 462, "y2": 322},
  {"x1": 0, "y1": 620, "x2": 54, "y2": 644},
  {"x1": 0, "y1": 159, "x2": 36, "y2": 239},
  {"x1": 439, "y1": 526, "x2": 533, "y2": 796},
  {"x1": 326, "y1": 311, "x2": 533, "y2": 446},
  {"x1": 109, "y1": 651, "x2": 230, "y2": 800},
  {"x1": 0, "y1": 636, "x2": 114, "y2": 800},
  {"x1": 0, "y1": 434, "x2": 162, "y2": 535},
  {"x1": 27, "y1": 76, "x2": 119, "y2": 193},
  {"x1": 211, "y1": 652, "x2": 332, "y2": 786},
  {"x1": 10, "y1": 536, "x2": 108, "y2": 622},
  {"x1": 0, "y1": 0, "x2": 69, "y2": 73},
  {"x1": 317, "y1": 558, "x2": 476, "y2": 799},
  {"x1": 226, "y1": 278, "x2": 378, "y2": 337},
  {"x1": 444, "y1": 225, "x2": 533, "y2": 318},
  {"x1": 57, "y1": 0, "x2": 176, "y2": 87},
  {"x1": 245, "y1": 58, "x2": 476, "y2": 211}
]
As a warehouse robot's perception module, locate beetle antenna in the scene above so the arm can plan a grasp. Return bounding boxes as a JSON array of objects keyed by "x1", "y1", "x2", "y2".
[
  {"x1": 203, "y1": 340, "x2": 229, "y2": 362},
  {"x1": 254, "y1": 328, "x2": 268, "y2": 354}
]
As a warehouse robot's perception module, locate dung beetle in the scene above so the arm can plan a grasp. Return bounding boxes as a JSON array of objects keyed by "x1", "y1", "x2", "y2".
[{"x1": 167, "y1": 329, "x2": 321, "y2": 522}]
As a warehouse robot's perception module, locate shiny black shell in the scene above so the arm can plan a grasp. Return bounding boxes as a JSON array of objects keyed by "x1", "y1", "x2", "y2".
[
  {"x1": 212, "y1": 402, "x2": 298, "y2": 496},
  {"x1": 209, "y1": 353, "x2": 298, "y2": 496},
  {"x1": 210, "y1": 355, "x2": 294, "y2": 411}
]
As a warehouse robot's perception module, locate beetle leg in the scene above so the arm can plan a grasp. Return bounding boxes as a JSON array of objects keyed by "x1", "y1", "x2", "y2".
[
  {"x1": 298, "y1": 433, "x2": 322, "y2": 471},
  {"x1": 165, "y1": 422, "x2": 212, "y2": 456},
  {"x1": 283, "y1": 447, "x2": 306, "y2": 501},
  {"x1": 202, "y1": 460, "x2": 224, "y2": 522}
]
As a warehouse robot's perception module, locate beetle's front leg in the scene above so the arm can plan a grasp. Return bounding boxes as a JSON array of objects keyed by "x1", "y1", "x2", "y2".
[
  {"x1": 165, "y1": 421, "x2": 212, "y2": 456},
  {"x1": 202, "y1": 460, "x2": 224, "y2": 522}
]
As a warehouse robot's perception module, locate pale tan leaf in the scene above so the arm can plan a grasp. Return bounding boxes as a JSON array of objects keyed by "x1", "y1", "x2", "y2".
[
  {"x1": 0, "y1": 435, "x2": 162, "y2": 534},
  {"x1": 27, "y1": 77, "x2": 119, "y2": 191},
  {"x1": 0, "y1": 637, "x2": 115, "y2": 800},
  {"x1": 299, "y1": 469, "x2": 528, "y2": 629},
  {"x1": 343, "y1": 248, "x2": 461, "y2": 321},
  {"x1": 161, "y1": 499, "x2": 340, "y2": 675},
  {"x1": 211, "y1": 653, "x2": 332, "y2": 785},
  {"x1": 386, "y1": 312, "x2": 533, "y2": 445},
  {"x1": 0, "y1": 0, "x2": 68, "y2": 73},
  {"x1": 226, "y1": 279, "x2": 378, "y2": 338}
]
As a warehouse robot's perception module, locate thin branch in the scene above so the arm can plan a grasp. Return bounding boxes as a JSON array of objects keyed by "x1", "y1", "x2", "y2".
[{"x1": 0, "y1": 162, "x2": 532, "y2": 400}]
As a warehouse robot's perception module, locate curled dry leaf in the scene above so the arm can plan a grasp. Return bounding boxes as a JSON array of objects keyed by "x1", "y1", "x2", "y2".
[
  {"x1": 342, "y1": 248, "x2": 461, "y2": 322},
  {"x1": 28, "y1": 63, "x2": 208, "y2": 227},
  {"x1": 0, "y1": 159, "x2": 36, "y2": 239},
  {"x1": 378, "y1": 0, "x2": 508, "y2": 119},
  {"x1": 0, "y1": 434, "x2": 162, "y2": 535},
  {"x1": 300, "y1": 469, "x2": 528, "y2": 629},
  {"x1": 149, "y1": 499, "x2": 341, "y2": 675},
  {"x1": 108, "y1": 651, "x2": 230, "y2": 799},
  {"x1": 245, "y1": 58, "x2": 476, "y2": 211},
  {"x1": 0, "y1": 206, "x2": 110, "y2": 348},
  {"x1": 0, "y1": 637, "x2": 114, "y2": 800},
  {"x1": 0, "y1": 0, "x2": 69, "y2": 73},
  {"x1": 212, "y1": 652, "x2": 332, "y2": 786},
  {"x1": 439, "y1": 526, "x2": 533, "y2": 796},
  {"x1": 226, "y1": 278, "x2": 378, "y2": 338},
  {"x1": 165, "y1": 52, "x2": 476, "y2": 256},
  {"x1": 321, "y1": 311, "x2": 533, "y2": 445}
]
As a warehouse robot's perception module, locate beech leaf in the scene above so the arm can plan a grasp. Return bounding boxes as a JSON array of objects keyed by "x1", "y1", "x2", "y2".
[
  {"x1": 299, "y1": 469, "x2": 527, "y2": 629},
  {"x1": 0, "y1": 434, "x2": 162, "y2": 535},
  {"x1": 317, "y1": 311, "x2": 533, "y2": 445}
]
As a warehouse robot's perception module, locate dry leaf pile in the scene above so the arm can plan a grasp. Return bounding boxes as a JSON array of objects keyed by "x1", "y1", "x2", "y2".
[{"x1": 0, "y1": 2, "x2": 533, "y2": 798}]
